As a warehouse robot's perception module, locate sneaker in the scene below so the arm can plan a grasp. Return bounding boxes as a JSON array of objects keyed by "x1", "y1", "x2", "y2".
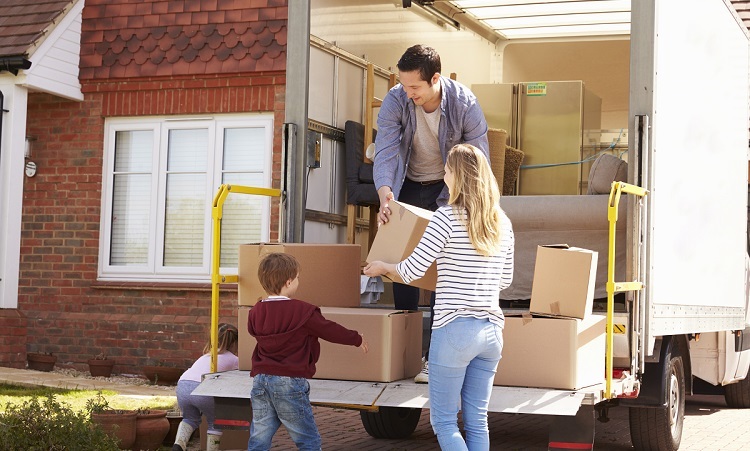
[{"x1": 414, "y1": 359, "x2": 429, "y2": 383}]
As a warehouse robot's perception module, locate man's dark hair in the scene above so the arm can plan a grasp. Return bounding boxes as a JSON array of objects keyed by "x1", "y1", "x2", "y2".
[{"x1": 397, "y1": 45, "x2": 441, "y2": 84}]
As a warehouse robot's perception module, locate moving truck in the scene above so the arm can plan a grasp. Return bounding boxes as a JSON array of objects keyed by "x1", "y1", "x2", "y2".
[{"x1": 195, "y1": 1, "x2": 750, "y2": 449}]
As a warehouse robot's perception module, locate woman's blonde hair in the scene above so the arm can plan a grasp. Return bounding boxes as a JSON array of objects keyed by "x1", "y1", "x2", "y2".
[{"x1": 446, "y1": 143, "x2": 503, "y2": 256}]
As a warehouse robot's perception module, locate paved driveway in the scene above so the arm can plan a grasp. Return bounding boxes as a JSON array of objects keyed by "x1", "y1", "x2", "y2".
[{"x1": 257, "y1": 394, "x2": 748, "y2": 450}]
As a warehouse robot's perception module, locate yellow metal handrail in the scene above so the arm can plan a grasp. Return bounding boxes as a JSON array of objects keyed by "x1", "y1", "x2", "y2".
[
  {"x1": 210, "y1": 184, "x2": 281, "y2": 372},
  {"x1": 605, "y1": 181, "x2": 648, "y2": 398}
]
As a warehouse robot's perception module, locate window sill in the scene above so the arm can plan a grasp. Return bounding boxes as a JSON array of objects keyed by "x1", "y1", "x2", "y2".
[{"x1": 91, "y1": 280, "x2": 237, "y2": 292}]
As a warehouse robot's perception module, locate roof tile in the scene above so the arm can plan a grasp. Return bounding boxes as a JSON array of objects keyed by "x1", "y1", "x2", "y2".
[
  {"x1": 0, "y1": 0, "x2": 74, "y2": 57},
  {"x1": 208, "y1": 11, "x2": 225, "y2": 23},
  {"x1": 80, "y1": 0, "x2": 287, "y2": 79},
  {"x1": 185, "y1": 0, "x2": 202, "y2": 13},
  {"x1": 143, "y1": 14, "x2": 159, "y2": 27},
  {"x1": 142, "y1": 36, "x2": 158, "y2": 52},
  {"x1": 184, "y1": 25, "x2": 200, "y2": 37}
]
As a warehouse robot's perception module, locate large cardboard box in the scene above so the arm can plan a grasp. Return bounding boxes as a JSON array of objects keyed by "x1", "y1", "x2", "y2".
[
  {"x1": 366, "y1": 200, "x2": 437, "y2": 291},
  {"x1": 494, "y1": 315, "x2": 606, "y2": 390},
  {"x1": 529, "y1": 245, "x2": 598, "y2": 319},
  {"x1": 238, "y1": 243, "x2": 361, "y2": 307},
  {"x1": 239, "y1": 306, "x2": 423, "y2": 382}
]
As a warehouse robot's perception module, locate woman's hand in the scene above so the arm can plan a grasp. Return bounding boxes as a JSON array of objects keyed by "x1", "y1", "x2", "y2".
[
  {"x1": 359, "y1": 335, "x2": 369, "y2": 354},
  {"x1": 363, "y1": 261, "x2": 396, "y2": 277}
]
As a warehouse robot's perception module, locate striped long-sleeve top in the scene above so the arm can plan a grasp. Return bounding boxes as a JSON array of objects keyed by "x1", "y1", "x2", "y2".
[{"x1": 396, "y1": 204, "x2": 514, "y2": 329}]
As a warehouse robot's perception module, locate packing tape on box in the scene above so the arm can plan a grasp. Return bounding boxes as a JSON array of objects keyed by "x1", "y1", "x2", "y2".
[
  {"x1": 521, "y1": 313, "x2": 533, "y2": 325},
  {"x1": 550, "y1": 302, "x2": 561, "y2": 315}
]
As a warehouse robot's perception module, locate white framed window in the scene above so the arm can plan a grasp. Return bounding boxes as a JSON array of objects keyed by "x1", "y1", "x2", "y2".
[{"x1": 99, "y1": 114, "x2": 274, "y2": 282}]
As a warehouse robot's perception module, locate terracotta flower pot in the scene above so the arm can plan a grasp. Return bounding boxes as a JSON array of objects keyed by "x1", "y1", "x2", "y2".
[
  {"x1": 142, "y1": 365, "x2": 184, "y2": 386},
  {"x1": 163, "y1": 412, "x2": 183, "y2": 446},
  {"x1": 88, "y1": 358, "x2": 115, "y2": 377},
  {"x1": 133, "y1": 409, "x2": 170, "y2": 451},
  {"x1": 91, "y1": 410, "x2": 137, "y2": 450},
  {"x1": 27, "y1": 353, "x2": 57, "y2": 372}
]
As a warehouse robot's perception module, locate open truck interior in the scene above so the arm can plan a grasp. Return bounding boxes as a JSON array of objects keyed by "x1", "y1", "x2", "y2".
[{"x1": 302, "y1": 0, "x2": 631, "y2": 250}]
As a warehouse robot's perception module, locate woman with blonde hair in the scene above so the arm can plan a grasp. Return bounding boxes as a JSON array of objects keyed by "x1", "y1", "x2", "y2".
[{"x1": 365, "y1": 143, "x2": 514, "y2": 450}]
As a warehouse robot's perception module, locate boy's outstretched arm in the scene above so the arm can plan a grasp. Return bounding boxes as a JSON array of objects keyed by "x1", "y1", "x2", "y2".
[{"x1": 305, "y1": 309, "x2": 367, "y2": 352}]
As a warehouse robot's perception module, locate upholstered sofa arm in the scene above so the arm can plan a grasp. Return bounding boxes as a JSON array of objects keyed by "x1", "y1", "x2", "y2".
[{"x1": 500, "y1": 195, "x2": 627, "y2": 301}]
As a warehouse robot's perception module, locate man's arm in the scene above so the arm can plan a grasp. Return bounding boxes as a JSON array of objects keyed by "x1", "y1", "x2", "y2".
[
  {"x1": 461, "y1": 100, "x2": 490, "y2": 163},
  {"x1": 373, "y1": 87, "x2": 405, "y2": 224}
]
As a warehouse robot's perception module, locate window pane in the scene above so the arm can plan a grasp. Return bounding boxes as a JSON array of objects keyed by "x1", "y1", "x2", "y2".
[
  {"x1": 223, "y1": 128, "x2": 265, "y2": 171},
  {"x1": 164, "y1": 174, "x2": 206, "y2": 267},
  {"x1": 110, "y1": 174, "x2": 151, "y2": 265},
  {"x1": 220, "y1": 172, "x2": 266, "y2": 267},
  {"x1": 114, "y1": 130, "x2": 153, "y2": 172},
  {"x1": 168, "y1": 129, "x2": 208, "y2": 171}
]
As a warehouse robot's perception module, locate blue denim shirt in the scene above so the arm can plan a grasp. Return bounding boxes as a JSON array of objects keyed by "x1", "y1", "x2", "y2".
[{"x1": 373, "y1": 76, "x2": 489, "y2": 205}]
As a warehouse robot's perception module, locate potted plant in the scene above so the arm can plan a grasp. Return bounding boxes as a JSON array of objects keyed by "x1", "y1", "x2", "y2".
[
  {"x1": 26, "y1": 352, "x2": 57, "y2": 372},
  {"x1": 133, "y1": 408, "x2": 170, "y2": 451},
  {"x1": 88, "y1": 353, "x2": 116, "y2": 377},
  {"x1": 86, "y1": 392, "x2": 137, "y2": 450},
  {"x1": 142, "y1": 362, "x2": 185, "y2": 386}
]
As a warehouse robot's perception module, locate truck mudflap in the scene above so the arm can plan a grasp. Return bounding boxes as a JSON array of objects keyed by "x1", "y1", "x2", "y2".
[{"x1": 194, "y1": 370, "x2": 626, "y2": 415}]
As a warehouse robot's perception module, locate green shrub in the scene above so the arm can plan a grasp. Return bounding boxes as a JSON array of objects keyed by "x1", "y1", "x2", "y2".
[{"x1": 0, "y1": 395, "x2": 119, "y2": 450}]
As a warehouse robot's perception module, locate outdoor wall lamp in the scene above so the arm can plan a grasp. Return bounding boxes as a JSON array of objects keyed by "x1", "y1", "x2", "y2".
[{"x1": 25, "y1": 136, "x2": 37, "y2": 177}]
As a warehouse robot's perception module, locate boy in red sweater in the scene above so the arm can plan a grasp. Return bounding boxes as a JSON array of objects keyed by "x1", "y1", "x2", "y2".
[{"x1": 246, "y1": 253, "x2": 369, "y2": 451}]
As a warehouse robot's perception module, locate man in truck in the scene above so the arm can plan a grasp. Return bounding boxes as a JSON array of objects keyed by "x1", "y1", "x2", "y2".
[{"x1": 373, "y1": 44, "x2": 490, "y2": 383}]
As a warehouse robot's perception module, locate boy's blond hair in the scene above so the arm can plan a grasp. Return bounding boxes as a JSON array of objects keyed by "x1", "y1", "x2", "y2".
[{"x1": 258, "y1": 253, "x2": 301, "y2": 296}]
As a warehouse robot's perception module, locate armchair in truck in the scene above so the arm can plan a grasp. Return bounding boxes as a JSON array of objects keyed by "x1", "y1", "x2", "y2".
[{"x1": 500, "y1": 153, "x2": 628, "y2": 302}]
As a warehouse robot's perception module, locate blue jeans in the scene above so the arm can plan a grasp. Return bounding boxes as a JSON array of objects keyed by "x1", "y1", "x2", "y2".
[
  {"x1": 428, "y1": 317, "x2": 503, "y2": 451},
  {"x1": 247, "y1": 374, "x2": 321, "y2": 451}
]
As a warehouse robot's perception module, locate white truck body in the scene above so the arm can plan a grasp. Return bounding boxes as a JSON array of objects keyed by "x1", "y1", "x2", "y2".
[{"x1": 631, "y1": 0, "x2": 749, "y2": 343}]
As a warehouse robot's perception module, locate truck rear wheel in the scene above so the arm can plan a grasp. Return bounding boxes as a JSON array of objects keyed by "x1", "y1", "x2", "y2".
[
  {"x1": 629, "y1": 355, "x2": 685, "y2": 451},
  {"x1": 724, "y1": 375, "x2": 750, "y2": 408},
  {"x1": 360, "y1": 407, "x2": 422, "y2": 439}
]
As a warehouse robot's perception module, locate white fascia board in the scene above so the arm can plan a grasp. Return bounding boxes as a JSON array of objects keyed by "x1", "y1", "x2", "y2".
[{"x1": 21, "y1": 0, "x2": 83, "y2": 101}]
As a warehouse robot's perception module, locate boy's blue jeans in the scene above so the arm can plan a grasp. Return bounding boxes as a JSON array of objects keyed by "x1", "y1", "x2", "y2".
[
  {"x1": 248, "y1": 374, "x2": 321, "y2": 451},
  {"x1": 428, "y1": 317, "x2": 503, "y2": 451}
]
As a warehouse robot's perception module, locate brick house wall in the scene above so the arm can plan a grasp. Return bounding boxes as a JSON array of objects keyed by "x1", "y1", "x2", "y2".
[{"x1": 11, "y1": 0, "x2": 287, "y2": 374}]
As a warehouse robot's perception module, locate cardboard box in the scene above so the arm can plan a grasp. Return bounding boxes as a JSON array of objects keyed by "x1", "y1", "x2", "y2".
[
  {"x1": 239, "y1": 307, "x2": 423, "y2": 382},
  {"x1": 494, "y1": 315, "x2": 606, "y2": 390},
  {"x1": 238, "y1": 243, "x2": 361, "y2": 307},
  {"x1": 366, "y1": 200, "x2": 437, "y2": 291},
  {"x1": 529, "y1": 245, "x2": 598, "y2": 319}
]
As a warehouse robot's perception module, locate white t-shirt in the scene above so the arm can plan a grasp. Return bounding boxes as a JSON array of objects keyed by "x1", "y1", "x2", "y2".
[
  {"x1": 179, "y1": 351, "x2": 239, "y2": 383},
  {"x1": 407, "y1": 105, "x2": 445, "y2": 182}
]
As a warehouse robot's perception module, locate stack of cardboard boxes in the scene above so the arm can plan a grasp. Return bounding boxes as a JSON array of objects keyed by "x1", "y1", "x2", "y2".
[
  {"x1": 494, "y1": 245, "x2": 606, "y2": 390},
  {"x1": 237, "y1": 243, "x2": 423, "y2": 383}
]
